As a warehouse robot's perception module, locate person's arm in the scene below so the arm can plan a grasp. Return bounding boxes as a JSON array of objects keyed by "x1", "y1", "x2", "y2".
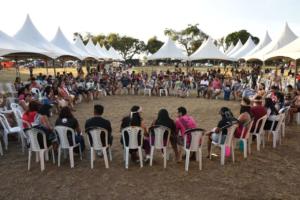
[
  {"x1": 74, "y1": 119, "x2": 81, "y2": 134},
  {"x1": 40, "y1": 115, "x2": 53, "y2": 130}
]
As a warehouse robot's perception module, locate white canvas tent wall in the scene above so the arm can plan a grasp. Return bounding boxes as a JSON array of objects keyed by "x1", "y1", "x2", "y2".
[
  {"x1": 51, "y1": 27, "x2": 83, "y2": 60},
  {"x1": 246, "y1": 23, "x2": 297, "y2": 61},
  {"x1": 227, "y1": 40, "x2": 243, "y2": 57},
  {"x1": 225, "y1": 43, "x2": 234, "y2": 55},
  {"x1": 148, "y1": 38, "x2": 188, "y2": 60},
  {"x1": 189, "y1": 37, "x2": 233, "y2": 61},
  {"x1": 243, "y1": 31, "x2": 272, "y2": 59},
  {"x1": 14, "y1": 15, "x2": 71, "y2": 59},
  {"x1": 264, "y1": 37, "x2": 300, "y2": 60},
  {"x1": 108, "y1": 47, "x2": 124, "y2": 61},
  {"x1": 73, "y1": 36, "x2": 95, "y2": 60},
  {"x1": 85, "y1": 38, "x2": 101, "y2": 59},
  {"x1": 0, "y1": 30, "x2": 47, "y2": 57},
  {"x1": 231, "y1": 37, "x2": 256, "y2": 60},
  {"x1": 95, "y1": 43, "x2": 110, "y2": 59}
]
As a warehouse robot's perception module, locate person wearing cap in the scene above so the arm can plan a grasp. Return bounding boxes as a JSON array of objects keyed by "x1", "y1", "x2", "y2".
[
  {"x1": 250, "y1": 95, "x2": 267, "y2": 132},
  {"x1": 120, "y1": 105, "x2": 150, "y2": 163}
]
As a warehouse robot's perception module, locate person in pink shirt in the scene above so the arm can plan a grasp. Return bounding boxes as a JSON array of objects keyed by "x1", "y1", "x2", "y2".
[
  {"x1": 175, "y1": 107, "x2": 197, "y2": 161},
  {"x1": 212, "y1": 77, "x2": 222, "y2": 99}
]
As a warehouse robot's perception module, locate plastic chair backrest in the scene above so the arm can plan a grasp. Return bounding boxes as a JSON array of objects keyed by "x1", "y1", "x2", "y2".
[
  {"x1": 184, "y1": 128, "x2": 205, "y2": 151},
  {"x1": 0, "y1": 114, "x2": 12, "y2": 131},
  {"x1": 241, "y1": 120, "x2": 254, "y2": 140},
  {"x1": 252, "y1": 115, "x2": 268, "y2": 135},
  {"x1": 224, "y1": 125, "x2": 238, "y2": 146},
  {"x1": 54, "y1": 126, "x2": 76, "y2": 148},
  {"x1": 87, "y1": 128, "x2": 108, "y2": 149},
  {"x1": 149, "y1": 125, "x2": 171, "y2": 149},
  {"x1": 26, "y1": 128, "x2": 47, "y2": 151},
  {"x1": 121, "y1": 126, "x2": 144, "y2": 149},
  {"x1": 271, "y1": 114, "x2": 284, "y2": 132},
  {"x1": 5, "y1": 83, "x2": 16, "y2": 94}
]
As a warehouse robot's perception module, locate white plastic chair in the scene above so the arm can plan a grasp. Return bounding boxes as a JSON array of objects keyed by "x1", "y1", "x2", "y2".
[
  {"x1": 296, "y1": 112, "x2": 300, "y2": 125},
  {"x1": 55, "y1": 126, "x2": 82, "y2": 168},
  {"x1": 31, "y1": 88, "x2": 42, "y2": 101},
  {"x1": 5, "y1": 83, "x2": 18, "y2": 97},
  {"x1": 183, "y1": 128, "x2": 205, "y2": 171},
  {"x1": 234, "y1": 120, "x2": 253, "y2": 159},
  {"x1": 0, "y1": 113, "x2": 25, "y2": 152},
  {"x1": 249, "y1": 115, "x2": 268, "y2": 152},
  {"x1": 87, "y1": 128, "x2": 112, "y2": 169},
  {"x1": 26, "y1": 128, "x2": 55, "y2": 171},
  {"x1": 209, "y1": 124, "x2": 238, "y2": 165},
  {"x1": 149, "y1": 125, "x2": 171, "y2": 168},
  {"x1": 159, "y1": 89, "x2": 168, "y2": 97},
  {"x1": 10, "y1": 103, "x2": 24, "y2": 128},
  {"x1": 97, "y1": 83, "x2": 107, "y2": 96},
  {"x1": 267, "y1": 113, "x2": 285, "y2": 148},
  {"x1": 144, "y1": 88, "x2": 151, "y2": 96},
  {"x1": 279, "y1": 106, "x2": 290, "y2": 138},
  {"x1": 121, "y1": 126, "x2": 144, "y2": 169}
]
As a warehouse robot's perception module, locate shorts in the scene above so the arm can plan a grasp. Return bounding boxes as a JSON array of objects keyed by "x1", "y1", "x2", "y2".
[{"x1": 211, "y1": 133, "x2": 226, "y2": 144}]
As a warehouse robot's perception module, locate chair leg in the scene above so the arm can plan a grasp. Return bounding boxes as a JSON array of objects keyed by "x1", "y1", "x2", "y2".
[
  {"x1": 28, "y1": 150, "x2": 32, "y2": 171},
  {"x1": 103, "y1": 148, "x2": 109, "y2": 169},
  {"x1": 40, "y1": 151, "x2": 45, "y2": 171},
  {"x1": 0, "y1": 141, "x2": 3, "y2": 156},
  {"x1": 58, "y1": 147, "x2": 61, "y2": 167},
  {"x1": 220, "y1": 146, "x2": 225, "y2": 165},
  {"x1": 3, "y1": 133, "x2": 8, "y2": 150},
  {"x1": 109, "y1": 146, "x2": 112, "y2": 161},
  {"x1": 79, "y1": 144, "x2": 82, "y2": 160},
  {"x1": 231, "y1": 144, "x2": 235, "y2": 163},
  {"x1": 272, "y1": 132, "x2": 277, "y2": 148},
  {"x1": 35, "y1": 152, "x2": 39, "y2": 162},
  {"x1": 125, "y1": 148, "x2": 129, "y2": 169},
  {"x1": 163, "y1": 147, "x2": 167, "y2": 168},
  {"x1": 69, "y1": 149, "x2": 74, "y2": 168},
  {"x1": 138, "y1": 147, "x2": 143, "y2": 168},
  {"x1": 243, "y1": 140, "x2": 247, "y2": 159},
  {"x1": 185, "y1": 150, "x2": 190, "y2": 171},
  {"x1": 51, "y1": 149, "x2": 55, "y2": 164},
  {"x1": 150, "y1": 146, "x2": 154, "y2": 166},
  {"x1": 256, "y1": 134, "x2": 261, "y2": 151},
  {"x1": 199, "y1": 148, "x2": 202, "y2": 170},
  {"x1": 91, "y1": 148, "x2": 94, "y2": 169},
  {"x1": 19, "y1": 132, "x2": 25, "y2": 153}
]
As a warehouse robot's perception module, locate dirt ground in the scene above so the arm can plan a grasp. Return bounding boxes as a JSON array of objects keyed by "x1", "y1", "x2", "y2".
[{"x1": 0, "y1": 95, "x2": 300, "y2": 200}]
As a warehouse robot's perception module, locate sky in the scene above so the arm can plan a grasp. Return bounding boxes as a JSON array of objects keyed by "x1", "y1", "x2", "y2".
[{"x1": 0, "y1": 0, "x2": 300, "y2": 43}]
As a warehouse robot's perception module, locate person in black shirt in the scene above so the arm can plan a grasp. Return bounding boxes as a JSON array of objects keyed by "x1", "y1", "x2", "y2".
[{"x1": 85, "y1": 104, "x2": 113, "y2": 146}]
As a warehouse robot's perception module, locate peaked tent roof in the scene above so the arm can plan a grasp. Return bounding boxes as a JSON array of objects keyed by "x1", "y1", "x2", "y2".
[
  {"x1": 51, "y1": 27, "x2": 83, "y2": 60},
  {"x1": 14, "y1": 15, "x2": 71, "y2": 59},
  {"x1": 0, "y1": 30, "x2": 47, "y2": 57},
  {"x1": 85, "y1": 38, "x2": 100, "y2": 59},
  {"x1": 73, "y1": 36, "x2": 95, "y2": 60},
  {"x1": 108, "y1": 47, "x2": 124, "y2": 61},
  {"x1": 246, "y1": 23, "x2": 297, "y2": 61},
  {"x1": 227, "y1": 40, "x2": 243, "y2": 57},
  {"x1": 231, "y1": 37, "x2": 256, "y2": 60},
  {"x1": 243, "y1": 31, "x2": 272, "y2": 59},
  {"x1": 95, "y1": 43, "x2": 110, "y2": 59},
  {"x1": 189, "y1": 37, "x2": 233, "y2": 61},
  {"x1": 148, "y1": 38, "x2": 188, "y2": 60},
  {"x1": 264, "y1": 37, "x2": 300, "y2": 60},
  {"x1": 225, "y1": 43, "x2": 234, "y2": 55}
]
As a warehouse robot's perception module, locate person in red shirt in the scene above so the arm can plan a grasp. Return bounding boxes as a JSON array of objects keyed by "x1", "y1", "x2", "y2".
[{"x1": 250, "y1": 95, "x2": 267, "y2": 132}]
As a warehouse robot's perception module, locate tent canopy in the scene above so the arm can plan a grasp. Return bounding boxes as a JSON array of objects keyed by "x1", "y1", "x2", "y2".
[
  {"x1": 225, "y1": 43, "x2": 234, "y2": 55},
  {"x1": 14, "y1": 15, "x2": 71, "y2": 59},
  {"x1": 73, "y1": 36, "x2": 96, "y2": 60},
  {"x1": 189, "y1": 37, "x2": 233, "y2": 61},
  {"x1": 246, "y1": 23, "x2": 297, "y2": 61},
  {"x1": 227, "y1": 40, "x2": 243, "y2": 57},
  {"x1": 85, "y1": 38, "x2": 101, "y2": 59},
  {"x1": 148, "y1": 38, "x2": 188, "y2": 60},
  {"x1": 108, "y1": 47, "x2": 124, "y2": 61},
  {"x1": 231, "y1": 37, "x2": 256, "y2": 60},
  {"x1": 95, "y1": 43, "x2": 110, "y2": 59},
  {"x1": 265, "y1": 37, "x2": 300, "y2": 60}
]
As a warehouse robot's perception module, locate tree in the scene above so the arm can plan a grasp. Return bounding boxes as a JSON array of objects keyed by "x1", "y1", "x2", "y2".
[
  {"x1": 115, "y1": 36, "x2": 146, "y2": 60},
  {"x1": 164, "y1": 24, "x2": 208, "y2": 55},
  {"x1": 73, "y1": 32, "x2": 83, "y2": 41},
  {"x1": 146, "y1": 36, "x2": 163, "y2": 54},
  {"x1": 225, "y1": 30, "x2": 259, "y2": 48}
]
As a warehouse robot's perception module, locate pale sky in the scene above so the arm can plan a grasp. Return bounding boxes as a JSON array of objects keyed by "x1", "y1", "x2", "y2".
[{"x1": 0, "y1": 0, "x2": 300, "y2": 43}]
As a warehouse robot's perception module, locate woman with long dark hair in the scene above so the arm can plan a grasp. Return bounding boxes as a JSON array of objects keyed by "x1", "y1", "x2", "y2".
[
  {"x1": 151, "y1": 109, "x2": 178, "y2": 161},
  {"x1": 234, "y1": 97, "x2": 252, "y2": 138},
  {"x1": 264, "y1": 97, "x2": 279, "y2": 130}
]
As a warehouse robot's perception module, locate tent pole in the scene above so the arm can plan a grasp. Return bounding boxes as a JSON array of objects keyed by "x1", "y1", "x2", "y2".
[
  {"x1": 53, "y1": 59, "x2": 56, "y2": 77},
  {"x1": 15, "y1": 58, "x2": 20, "y2": 78},
  {"x1": 295, "y1": 59, "x2": 298, "y2": 88},
  {"x1": 45, "y1": 59, "x2": 49, "y2": 75}
]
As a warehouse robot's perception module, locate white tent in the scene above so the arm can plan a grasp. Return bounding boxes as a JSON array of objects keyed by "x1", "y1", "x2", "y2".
[
  {"x1": 227, "y1": 40, "x2": 243, "y2": 57},
  {"x1": 85, "y1": 38, "x2": 101, "y2": 59},
  {"x1": 14, "y1": 15, "x2": 71, "y2": 59},
  {"x1": 73, "y1": 36, "x2": 95, "y2": 60},
  {"x1": 225, "y1": 43, "x2": 234, "y2": 55},
  {"x1": 51, "y1": 27, "x2": 83, "y2": 60},
  {"x1": 95, "y1": 43, "x2": 110, "y2": 59},
  {"x1": 246, "y1": 23, "x2": 297, "y2": 61},
  {"x1": 148, "y1": 38, "x2": 188, "y2": 60},
  {"x1": 108, "y1": 47, "x2": 124, "y2": 61},
  {"x1": 231, "y1": 37, "x2": 256, "y2": 60},
  {"x1": 189, "y1": 37, "x2": 233, "y2": 61},
  {"x1": 0, "y1": 30, "x2": 47, "y2": 57},
  {"x1": 243, "y1": 31, "x2": 272, "y2": 59},
  {"x1": 264, "y1": 37, "x2": 300, "y2": 60}
]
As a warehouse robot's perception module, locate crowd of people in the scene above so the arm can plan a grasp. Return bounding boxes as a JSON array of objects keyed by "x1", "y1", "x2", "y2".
[{"x1": 0, "y1": 64, "x2": 299, "y2": 166}]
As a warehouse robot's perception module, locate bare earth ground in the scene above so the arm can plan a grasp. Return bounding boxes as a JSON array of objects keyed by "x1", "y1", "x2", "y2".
[{"x1": 0, "y1": 95, "x2": 299, "y2": 200}]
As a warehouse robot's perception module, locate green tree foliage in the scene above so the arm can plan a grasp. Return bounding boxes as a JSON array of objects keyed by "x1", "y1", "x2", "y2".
[
  {"x1": 146, "y1": 36, "x2": 163, "y2": 54},
  {"x1": 224, "y1": 30, "x2": 259, "y2": 49},
  {"x1": 73, "y1": 32, "x2": 83, "y2": 41},
  {"x1": 164, "y1": 24, "x2": 208, "y2": 55}
]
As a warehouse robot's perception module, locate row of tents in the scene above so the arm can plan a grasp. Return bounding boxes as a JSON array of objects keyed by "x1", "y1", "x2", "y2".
[
  {"x1": 0, "y1": 15, "x2": 123, "y2": 62},
  {"x1": 148, "y1": 22, "x2": 300, "y2": 63}
]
